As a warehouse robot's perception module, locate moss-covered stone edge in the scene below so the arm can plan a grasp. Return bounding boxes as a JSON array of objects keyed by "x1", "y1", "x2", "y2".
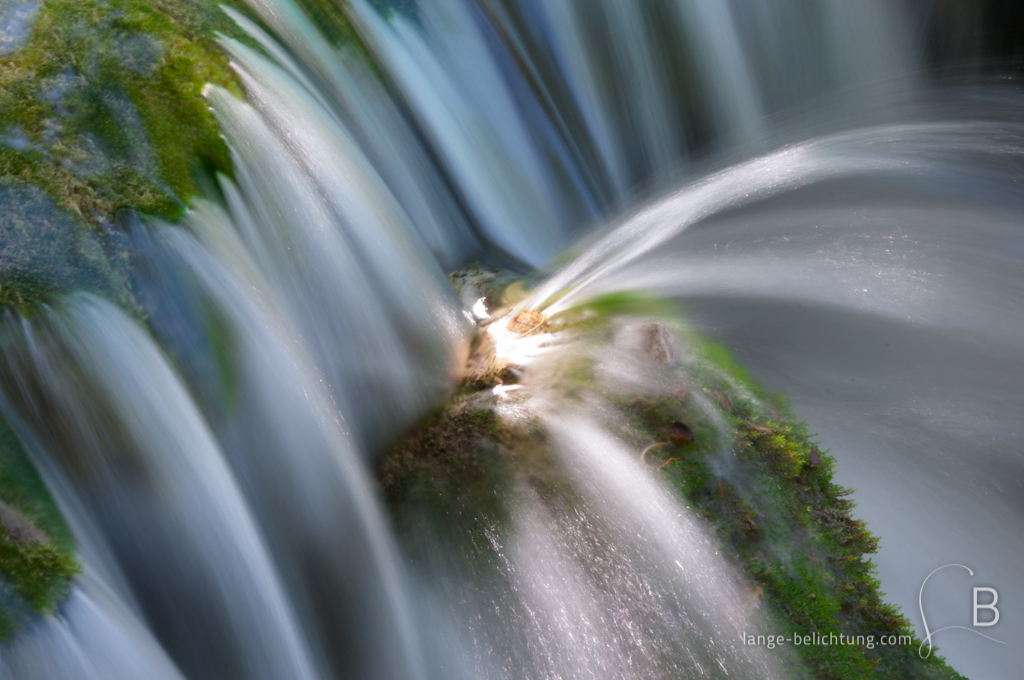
[
  {"x1": 0, "y1": 0, "x2": 244, "y2": 222},
  {"x1": 0, "y1": 0, "x2": 250, "y2": 634},
  {"x1": 0, "y1": 0, "x2": 262, "y2": 314},
  {"x1": 0, "y1": 413, "x2": 80, "y2": 638},
  {"x1": 0, "y1": 0, "x2": 390, "y2": 634},
  {"x1": 613, "y1": 341, "x2": 966, "y2": 680},
  {"x1": 376, "y1": 288, "x2": 968, "y2": 680}
]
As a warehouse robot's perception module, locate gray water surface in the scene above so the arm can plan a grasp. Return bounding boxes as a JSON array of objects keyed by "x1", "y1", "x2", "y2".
[{"x1": 639, "y1": 159, "x2": 1024, "y2": 679}]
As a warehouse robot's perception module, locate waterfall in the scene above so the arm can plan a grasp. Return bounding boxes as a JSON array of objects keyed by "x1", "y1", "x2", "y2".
[
  {"x1": 1, "y1": 0, "x2": 1021, "y2": 678},
  {"x1": 131, "y1": 211, "x2": 429, "y2": 680},
  {"x1": 0, "y1": 297, "x2": 319, "y2": 680},
  {"x1": 0, "y1": 575, "x2": 185, "y2": 680}
]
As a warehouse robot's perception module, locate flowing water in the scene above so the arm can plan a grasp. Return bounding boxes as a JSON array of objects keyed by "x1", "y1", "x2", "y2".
[{"x1": 1, "y1": 1, "x2": 1021, "y2": 678}]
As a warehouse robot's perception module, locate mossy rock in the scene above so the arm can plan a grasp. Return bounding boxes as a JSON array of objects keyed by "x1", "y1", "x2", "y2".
[
  {"x1": 614, "y1": 388, "x2": 964, "y2": 679},
  {"x1": 0, "y1": 413, "x2": 79, "y2": 638},
  {"x1": 0, "y1": 0, "x2": 244, "y2": 222},
  {"x1": 0, "y1": 0, "x2": 256, "y2": 626},
  {"x1": 378, "y1": 285, "x2": 967, "y2": 680},
  {"x1": 0, "y1": 0, "x2": 254, "y2": 314},
  {"x1": 0, "y1": 177, "x2": 134, "y2": 311}
]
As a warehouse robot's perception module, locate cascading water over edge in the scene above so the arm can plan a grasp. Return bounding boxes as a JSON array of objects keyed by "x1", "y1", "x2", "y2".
[{"x1": 0, "y1": 1, "x2": 1021, "y2": 679}]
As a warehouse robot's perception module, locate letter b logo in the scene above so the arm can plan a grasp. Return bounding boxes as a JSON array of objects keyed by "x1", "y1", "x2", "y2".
[{"x1": 973, "y1": 587, "x2": 999, "y2": 627}]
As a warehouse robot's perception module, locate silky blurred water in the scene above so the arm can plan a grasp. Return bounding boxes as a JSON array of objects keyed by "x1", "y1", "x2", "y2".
[{"x1": 0, "y1": 1, "x2": 1021, "y2": 678}]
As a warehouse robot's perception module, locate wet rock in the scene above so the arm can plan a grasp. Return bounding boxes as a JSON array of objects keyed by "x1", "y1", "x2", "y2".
[
  {"x1": 0, "y1": 0, "x2": 240, "y2": 230},
  {"x1": 667, "y1": 421, "x2": 694, "y2": 443},
  {"x1": 113, "y1": 33, "x2": 164, "y2": 75},
  {"x1": 711, "y1": 387, "x2": 730, "y2": 411},
  {"x1": 498, "y1": 364, "x2": 524, "y2": 385},
  {"x1": 383, "y1": 284, "x2": 944, "y2": 680},
  {"x1": 507, "y1": 309, "x2": 548, "y2": 335},
  {"x1": 640, "y1": 321, "x2": 676, "y2": 364},
  {"x1": 0, "y1": 499, "x2": 46, "y2": 544},
  {"x1": 1, "y1": 126, "x2": 31, "y2": 152},
  {"x1": 0, "y1": 1, "x2": 39, "y2": 57},
  {"x1": 0, "y1": 179, "x2": 123, "y2": 308},
  {"x1": 448, "y1": 265, "x2": 520, "y2": 318},
  {"x1": 0, "y1": 494, "x2": 79, "y2": 634},
  {"x1": 462, "y1": 330, "x2": 507, "y2": 385},
  {"x1": 38, "y1": 70, "x2": 85, "y2": 106}
]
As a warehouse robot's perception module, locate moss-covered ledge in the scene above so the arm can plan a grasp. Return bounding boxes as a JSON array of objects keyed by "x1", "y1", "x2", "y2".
[
  {"x1": 0, "y1": 414, "x2": 78, "y2": 637},
  {"x1": 379, "y1": 269, "x2": 967, "y2": 680},
  {"x1": 0, "y1": 0, "x2": 247, "y2": 635},
  {"x1": 0, "y1": 0, "x2": 256, "y2": 317},
  {"x1": 0, "y1": 0, "x2": 244, "y2": 224},
  {"x1": 0, "y1": 0, "x2": 370, "y2": 637}
]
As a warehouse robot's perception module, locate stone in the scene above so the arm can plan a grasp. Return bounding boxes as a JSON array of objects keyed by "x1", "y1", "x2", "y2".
[
  {"x1": 507, "y1": 309, "x2": 548, "y2": 335},
  {"x1": 113, "y1": 33, "x2": 164, "y2": 75},
  {"x1": 0, "y1": 1, "x2": 39, "y2": 57},
  {"x1": 639, "y1": 321, "x2": 676, "y2": 364},
  {"x1": 0, "y1": 499, "x2": 47, "y2": 544},
  {"x1": 667, "y1": 421, "x2": 694, "y2": 443}
]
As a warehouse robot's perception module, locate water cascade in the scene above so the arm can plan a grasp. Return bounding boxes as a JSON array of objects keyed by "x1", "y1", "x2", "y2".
[{"x1": 0, "y1": 1, "x2": 1020, "y2": 679}]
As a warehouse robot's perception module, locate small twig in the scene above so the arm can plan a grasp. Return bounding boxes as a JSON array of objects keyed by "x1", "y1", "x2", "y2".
[
  {"x1": 641, "y1": 441, "x2": 669, "y2": 467},
  {"x1": 513, "y1": 321, "x2": 547, "y2": 339}
]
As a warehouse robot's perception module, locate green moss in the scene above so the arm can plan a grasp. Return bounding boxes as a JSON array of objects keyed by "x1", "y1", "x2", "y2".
[
  {"x1": 0, "y1": 0, "x2": 244, "y2": 223},
  {"x1": 381, "y1": 280, "x2": 967, "y2": 680},
  {"x1": 548, "y1": 289, "x2": 680, "y2": 329},
  {"x1": 0, "y1": 414, "x2": 80, "y2": 638},
  {"x1": 378, "y1": 395, "x2": 521, "y2": 572},
  {"x1": 0, "y1": 536, "x2": 78, "y2": 608},
  {"x1": 380, "y1": 399, "x2": 510, "y2": 517},
  {"x1": 0, "y1": 418, "x2": 72, "y2": 553},
  {"x1": 0, "y1": 274, "x2": 58, "y2": 315},
  {"x1": 0, "y1": 0, "x2": 256, "y2": 320},
  {"x1": 612, "y1": 348, "x2": 966, "y2": 680}
]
